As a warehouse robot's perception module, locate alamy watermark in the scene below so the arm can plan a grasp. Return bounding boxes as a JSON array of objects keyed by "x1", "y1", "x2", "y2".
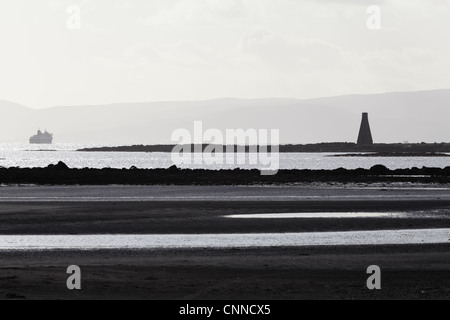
[
  {"x1": 366, "y1": 265, "x2": 381, "y2": 290},
  {"x1": 66, "y1": 265, "x2": 81, "y2": 290},
  {"x1": 367, "y1": 5, "x2": 381, "y2": 30},
  {"x1": 67, "y1": 5, "x2": 81, "y2": 30},
  {"x1": 171, "y1": 121, "x2": 280, "y2": 175}
]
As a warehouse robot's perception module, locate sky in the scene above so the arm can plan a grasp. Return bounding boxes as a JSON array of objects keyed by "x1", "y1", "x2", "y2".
[{"x1": 0, "y1": 0, "x2": 449, "y2": 109}]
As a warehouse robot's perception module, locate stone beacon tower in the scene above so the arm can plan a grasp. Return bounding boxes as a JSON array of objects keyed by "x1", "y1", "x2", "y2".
[{"x1": 357, "y1": 113, "x2": 374, "y2": 145}]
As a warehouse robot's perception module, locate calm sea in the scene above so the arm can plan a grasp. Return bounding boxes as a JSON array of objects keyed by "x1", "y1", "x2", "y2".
[
  {"x1": 0, "y1": 143, "x2": 448, "y2": 170},
  {"x1": 0, "y1": 229, "x2": 449, "y2": 250}
]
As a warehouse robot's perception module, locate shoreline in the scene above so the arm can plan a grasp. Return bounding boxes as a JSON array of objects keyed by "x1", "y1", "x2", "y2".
[
  {"x1": 77, "y1": 142, "x2": 450, "y2": 154},
  {"x1": 0, "y1": 162, "x2": 449, "y2": 185}
]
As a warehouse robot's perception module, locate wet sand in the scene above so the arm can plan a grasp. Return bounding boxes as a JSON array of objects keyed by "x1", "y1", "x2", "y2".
[
  {"x1": 0, "y1": 200, "x2": 449, "y2": 235},
  {"x1": 1, "y1": 246, "x2": 450, "y2": 300},
  {"x1": 0, "y1": 186, "x2": 449, "y2": 300}
]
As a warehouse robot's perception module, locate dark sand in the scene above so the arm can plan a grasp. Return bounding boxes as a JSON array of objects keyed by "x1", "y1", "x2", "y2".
[
  {"x1": 0, "y1": 198, "x2": 449, "y2": 300},
  {"x1": 0, "y1": 200, "x2": 450, "y2": 235},
  {"x1": 1, "y1": 246, "x2": 450, "y2": 300}
]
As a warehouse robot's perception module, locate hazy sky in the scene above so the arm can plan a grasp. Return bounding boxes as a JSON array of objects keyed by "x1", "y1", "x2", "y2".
[{"x1": 0, "y1": 0, "x2": 449, "y2": 108}]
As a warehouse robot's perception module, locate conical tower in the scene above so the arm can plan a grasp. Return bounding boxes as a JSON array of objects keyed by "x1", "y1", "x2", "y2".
[{"x1": 357, "y1": 113, "x2": 373, "y2": 145}]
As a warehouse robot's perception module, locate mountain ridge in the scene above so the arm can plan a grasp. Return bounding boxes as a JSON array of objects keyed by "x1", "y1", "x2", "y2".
[{"x1": 1, "y1": 89, "x2": 449, "y2": 144}]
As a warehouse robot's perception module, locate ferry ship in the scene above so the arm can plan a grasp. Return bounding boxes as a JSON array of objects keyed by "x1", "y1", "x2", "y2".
[{"x1": 29, "y1": 130, "x2": 53, "y2": 144}]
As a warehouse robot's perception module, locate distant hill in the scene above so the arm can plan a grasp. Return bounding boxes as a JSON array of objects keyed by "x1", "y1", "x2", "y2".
[
  {"x1": 79, "y1": 143, "x2": 450, "y2": 154},
  {"x1": 0, "y1": 89, "x2": 449, "y2": 144},
  {"x1": 0, "y1": 100, "x2": 36, "y2": 142}
]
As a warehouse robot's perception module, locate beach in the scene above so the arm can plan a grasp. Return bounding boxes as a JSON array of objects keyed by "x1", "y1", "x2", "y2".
[
  {"x1": 0, "y1": 184, "x2": 449, "y2": 300},
  {"x1": 1, "y1": 245, "x2": 450, "y2": 300}
]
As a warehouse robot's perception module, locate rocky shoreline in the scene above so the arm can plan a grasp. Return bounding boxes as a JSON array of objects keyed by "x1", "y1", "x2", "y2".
[
  {"x1": 0, "y1": 162, "x2": 449, "y2": 185},
  {"x1": 78, "y1": 142, "x2": 450, "y2": 153}
]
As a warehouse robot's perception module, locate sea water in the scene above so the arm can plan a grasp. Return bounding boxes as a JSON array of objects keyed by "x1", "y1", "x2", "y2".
[
  {"x1": 0, "y1": 229, "x2": 448, "y2": 251},
  {"x1": 0, "y1": 143, "x2": 449, "y2": 170}
]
